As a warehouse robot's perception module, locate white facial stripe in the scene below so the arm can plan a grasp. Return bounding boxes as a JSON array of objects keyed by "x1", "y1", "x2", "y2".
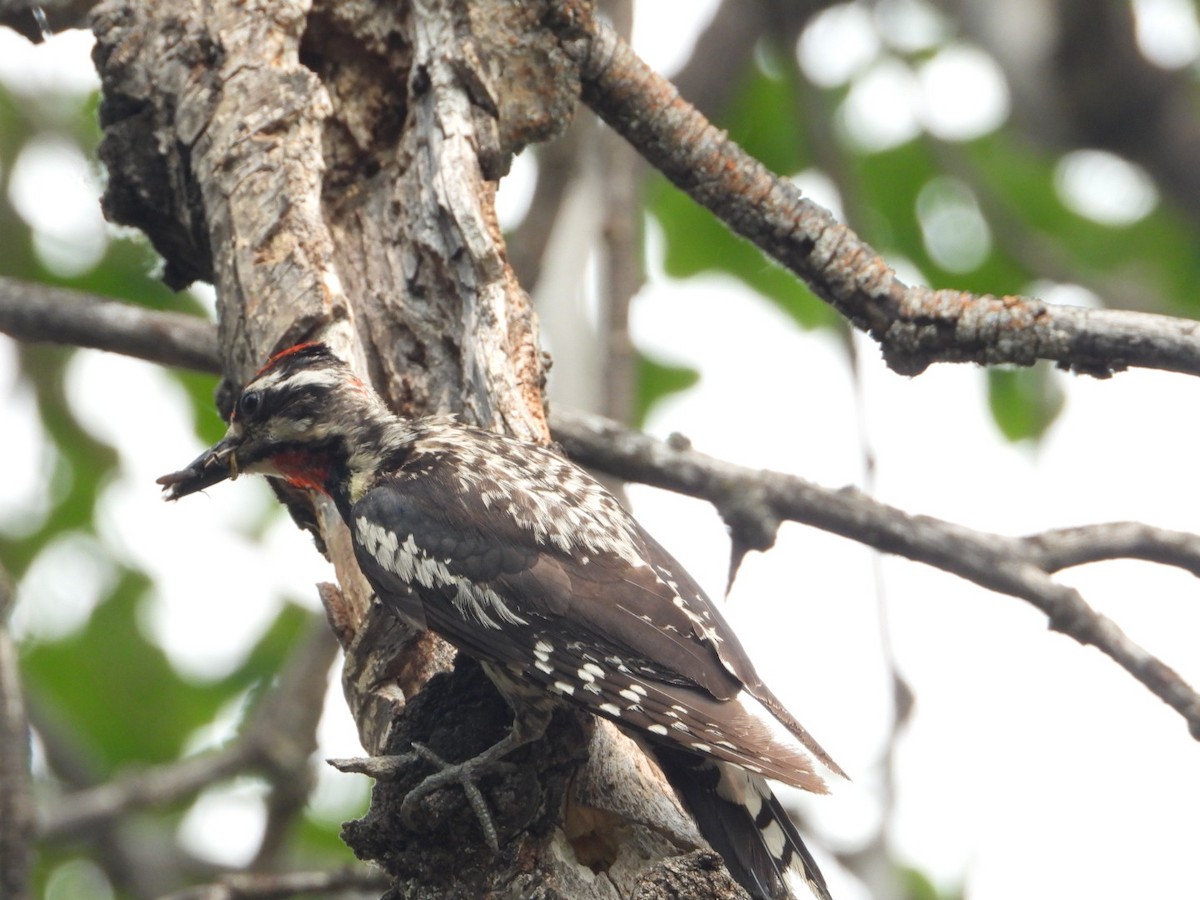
[{"x1": 271, "y1": 368, "x2": 343, "y2": 391}]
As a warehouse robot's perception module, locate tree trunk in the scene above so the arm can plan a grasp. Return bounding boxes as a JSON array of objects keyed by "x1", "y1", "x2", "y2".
[{"x1": 89, "y1": 0, "x2": 739, "y2": 895}]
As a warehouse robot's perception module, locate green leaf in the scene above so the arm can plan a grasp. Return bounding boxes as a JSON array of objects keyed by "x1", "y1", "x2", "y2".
[
  {"x1": 645, "y1": 44, "x2": 836, "y2": 331},
  {"x1": 23, "y1": 591, "x2": 315, "y2": 774},
  {"x1": 901, "y1": 866, "x2": 963, "y2": 900},
  {"x1": 719, "y1": 43, "x2": 809, "y2": 177},
  {"x1": 987, "y1": 365, "x2": 1064, "y2": 442},
  {"x1": 22, "y1": 575, "x2": 219, "y2": 770},
  {"x1": 965, "y1": 132, "x2": 1200, "y2": 316},
  {"x1": 648, "y1": 175, "x2": 835, "y2": 329},
  {"x1": 635, "y1": 351, "x2": 699, "y2": 427},
  {"x1": 855, "y1": 138, "x2": 1031, "y2": 296}
]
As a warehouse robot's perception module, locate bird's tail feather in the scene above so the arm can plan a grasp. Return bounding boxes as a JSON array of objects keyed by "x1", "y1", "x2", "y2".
[{"x1": 652, "y1": 745, "x2": 832, "y2": 900}]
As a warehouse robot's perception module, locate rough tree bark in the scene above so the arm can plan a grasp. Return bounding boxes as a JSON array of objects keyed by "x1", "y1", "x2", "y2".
[{"x1": 88, "y1": 0, "x2": 737, "y2": 896}]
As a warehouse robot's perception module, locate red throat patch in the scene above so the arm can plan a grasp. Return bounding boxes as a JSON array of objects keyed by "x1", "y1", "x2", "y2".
[{"x1": 271, "y1": 450, "x2": 332, "y2": 495}]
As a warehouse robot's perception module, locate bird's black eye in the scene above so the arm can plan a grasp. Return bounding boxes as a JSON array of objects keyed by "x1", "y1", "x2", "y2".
[{"x1": 238, "y1": 390, "x2": 262, "y2": 420}]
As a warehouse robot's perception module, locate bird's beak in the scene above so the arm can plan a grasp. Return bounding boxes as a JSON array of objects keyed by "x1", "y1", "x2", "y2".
[{"x1": 157, "y1": 423, "x2": 245, "y2": 501}]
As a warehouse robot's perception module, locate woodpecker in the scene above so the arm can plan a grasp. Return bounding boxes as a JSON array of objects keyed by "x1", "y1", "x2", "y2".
[{"x1": 159, "y1": 342, "x2": 843, "y2": 900}]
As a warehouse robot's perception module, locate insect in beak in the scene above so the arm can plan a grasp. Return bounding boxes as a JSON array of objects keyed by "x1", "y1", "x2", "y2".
[{"x1": 157, "y1": 427, "x2": 243, "y2": 500}]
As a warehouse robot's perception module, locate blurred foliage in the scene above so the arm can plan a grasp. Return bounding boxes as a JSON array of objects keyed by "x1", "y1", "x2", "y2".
[
  {"x1": 645, "y1": 23, "x2": 1200, "y2": 440},
  {"x1": 0, "y1": 66, "x2": 346, "y2": 897},
  {"x1": 987, "y1": 365, "x2": 1066, "y2": 443},
  {"x1": 902, "y1": 866, "x2": 964, "y2": 900},
  {"x1": 23, "y1": 594, "x2": 311, "y2": 772},
  {"x1": 634, "y1": 351, "x2": 700, "y2": 428}
]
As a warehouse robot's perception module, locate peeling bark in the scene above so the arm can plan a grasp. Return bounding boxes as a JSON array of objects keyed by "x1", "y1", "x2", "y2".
[{"x1": 88, "y1": 0, "x2": 734, "y2": 894}]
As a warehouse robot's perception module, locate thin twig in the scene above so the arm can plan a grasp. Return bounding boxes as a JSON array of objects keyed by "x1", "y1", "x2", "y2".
[
  {"x1": 553, "y1": 407, "x2": 1200, "y2": 739},
  {"x1": 39, "y1": 743, "x2": 254, "y2": 840},
  {"x1": 596, "y1": 0, "x2": 642, "y2": 426},
  {"x1": 548, "y1": 8, "x2": 1200, "y2": 379},
  {"x1": 156, "y1": 867, "x2": 390, "y2": 900},
  {"x1": 1026, "y1": 522, "x2": 1200, "y2": 575},
  {"x1": 40, "y1": 615, "x2": 339, "y2": 840}
]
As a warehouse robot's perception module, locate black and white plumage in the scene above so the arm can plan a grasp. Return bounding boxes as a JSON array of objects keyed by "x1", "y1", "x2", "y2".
[{"x1": 159, "y1": 342, "x2": 843, "y2": 900}]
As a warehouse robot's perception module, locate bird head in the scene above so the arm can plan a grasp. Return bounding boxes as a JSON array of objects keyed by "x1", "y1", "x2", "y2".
[{"x1": 158, "y1": 342, "x2": 387, "y2": 501}]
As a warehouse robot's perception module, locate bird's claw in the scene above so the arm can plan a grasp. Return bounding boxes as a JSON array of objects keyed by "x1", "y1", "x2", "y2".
[
  {"x1": 400, "y1": 742, "x2": 517, "y2": 853},
  {"x1": 330, "y1": 744, "x2": 516, "y2": 853}
]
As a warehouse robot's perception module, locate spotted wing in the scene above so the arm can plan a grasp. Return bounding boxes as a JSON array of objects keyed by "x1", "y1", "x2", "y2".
[{"x1": 350, "y1": 437, "x2": 840, "y2": 791}]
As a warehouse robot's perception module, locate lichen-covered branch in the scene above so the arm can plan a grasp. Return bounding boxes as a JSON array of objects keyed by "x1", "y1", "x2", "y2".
[{"x1": 550, "y1": 9, "x2": 1200, "y2": 379}]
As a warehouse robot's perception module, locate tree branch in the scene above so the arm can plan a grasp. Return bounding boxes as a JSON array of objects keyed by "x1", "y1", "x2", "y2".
[
  {"x1": 0, "y1": 278, "x2": 220, "y2": 372},
  {"x1": 4, "y1": 284, "x2": 1199, "y2": 739},
  {"x1": 25, "y1": 697, "x2": 205, "y2": 895},
  {"x1": 549, "y1": 8, "x2": 1200, "y2": 379},
  {"x1": 157, "y1": 867, "x2": 390, "y2": 900},
  {"x1": 0, "y1": 565, "x2": 33, "y2": 900},
  {"x1": 554, "y1": 408, "x2": 1200, "y2": 739},
  {"x1": 39, "y1": 743, "x2": 254, "y2": 842},
  {"x1": 1027, "y1": 522, "x2": 1200, "y2": 575},
  {"x1": 40, "y1": 616, "x2": 339, "y2": 841}
]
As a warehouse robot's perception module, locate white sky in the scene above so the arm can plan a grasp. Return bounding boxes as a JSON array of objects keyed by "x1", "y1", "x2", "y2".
[
  {"x1": 5, "y1": 2, "x2": 1200, "y2": 897},
  {"x1": 629, "y1": 272, "x2": 1200, "y2": 900}
]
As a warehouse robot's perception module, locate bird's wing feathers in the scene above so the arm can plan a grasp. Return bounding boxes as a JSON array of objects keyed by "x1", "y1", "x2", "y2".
[{"x1": 350, "y1": 443, "x2": 838, "y2": 790}]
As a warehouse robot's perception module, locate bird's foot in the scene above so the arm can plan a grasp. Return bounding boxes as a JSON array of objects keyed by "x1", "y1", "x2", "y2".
[{"x1": 329, "y1": 741, "x2": 518, "y2": 852}]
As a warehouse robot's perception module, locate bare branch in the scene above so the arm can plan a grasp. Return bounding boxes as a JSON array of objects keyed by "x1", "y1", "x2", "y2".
[
  {"x1": 0, "y1": 565, "x2": 33, "y2": 900},
  {"x1": 553, "y1": 407, "x2": 1200, "y2": 739},
  {"x1": 0, "y1": 277, "x2": 220, "y2": 373},
  {"x1": 1026, "y1": 522, "x2": 1200, "y2": 576},
  {"x1": 40, "y1": 616, "x2": 339, "y2": 841},
  {"x1": 25, "y1": 698, "x2": 201, "y2": 895},
  {"x1": 4, "y1": 283, "x2": 1200, "y2": 737},
  {"x1": 39, "y1": 743, "x2": 254, "y2": 841},
  {"x1": 549, "y1": 9, "x2": 1200, "y2": 379},
  {"x1": 156, "y1": 867, "x2": 390, "y2": 900}
]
